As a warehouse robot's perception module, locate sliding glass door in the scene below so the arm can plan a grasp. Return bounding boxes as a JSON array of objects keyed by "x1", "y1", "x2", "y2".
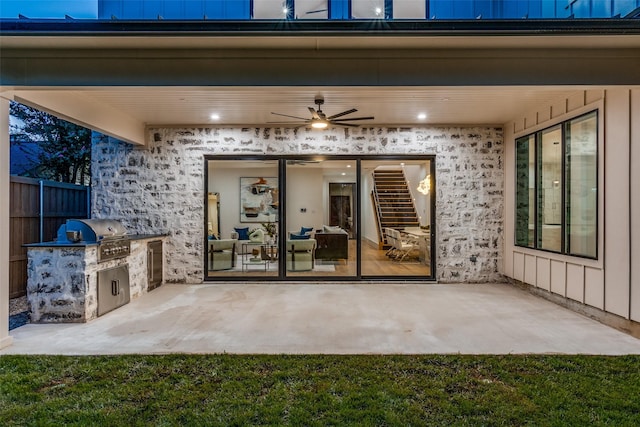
[
  {"x1": 206, "y1": 159, "x2": 280, "y2": 278},
  {"x1": 360, "y1": 159, "x2": 433, "y2": 278},
  {"x1": 285, "y1": 159, "x2": 357, "y2": 278},
  {"x1": 205, "y1": 156, "x2": 434, "y2": 281}
]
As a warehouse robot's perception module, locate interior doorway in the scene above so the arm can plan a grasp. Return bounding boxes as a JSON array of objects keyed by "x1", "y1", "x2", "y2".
[{"x1": 329, "y1": 182, "x2": 355, "y2": 239}]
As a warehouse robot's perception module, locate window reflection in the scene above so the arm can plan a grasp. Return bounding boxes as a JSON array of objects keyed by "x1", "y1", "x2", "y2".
[
  {"x1": 295, "y1": 0, "x2": 328, "y2": 19},
  {"x1": 96, "y1": 0, "x2": 640, "y2": 20},
  {"x1": 515, "y1": 135, "x2": 535, "y2": 248},
  {"x1": 351, "y1": 0, "x2": 385, "y2": 18},
  {"x1": 253, "y1": 0, "x2": 289, "y2": 19},
  {"x1": 537, "y1": 126, "x2": 563, "y2": 252},
  {"x1": 565, "y1": 112, "x2": 597, "y2": 257},
  {"x1": 393, "y1": 0, "x2": 426, "y2": 19}
]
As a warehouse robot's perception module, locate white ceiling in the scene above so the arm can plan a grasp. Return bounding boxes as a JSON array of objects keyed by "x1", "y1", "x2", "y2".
[{"x1": 55, "y1": 85, "x2": 583, "y2": 127}]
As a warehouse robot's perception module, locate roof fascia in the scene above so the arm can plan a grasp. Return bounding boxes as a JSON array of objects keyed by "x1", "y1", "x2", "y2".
[{"x1": 1, "y1": 18, "x2": 639, "y2": 37}]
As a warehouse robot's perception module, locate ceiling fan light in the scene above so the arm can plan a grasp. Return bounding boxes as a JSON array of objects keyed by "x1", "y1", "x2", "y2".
[{"x1": 311, "y1": 120, "x2": 329, "y2": 129}]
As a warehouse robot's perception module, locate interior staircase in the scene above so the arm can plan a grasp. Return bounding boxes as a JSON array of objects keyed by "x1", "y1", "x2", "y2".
[{"x1": 371, "y1": 169, "x2": 420, "y2": 248}]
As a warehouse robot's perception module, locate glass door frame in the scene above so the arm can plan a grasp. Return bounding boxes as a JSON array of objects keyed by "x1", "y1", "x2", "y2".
[{"x1": 204, "y1": 154, "x2": 436, "y2": 282}]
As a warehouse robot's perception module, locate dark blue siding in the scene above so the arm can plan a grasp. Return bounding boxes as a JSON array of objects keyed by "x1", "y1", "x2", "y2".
[{"x1": 97, "y1": 0, "x2": 640, "y2": 20}]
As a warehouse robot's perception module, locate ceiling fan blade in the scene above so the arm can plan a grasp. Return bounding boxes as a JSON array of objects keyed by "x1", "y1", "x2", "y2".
[
  {"x1": 267, "y1": 120, "x2": 309, "y2": 124},
  {"x1": 332, "y1": 122, "x2": 360, "y2": 127},
  {"x1": 308, "y1": 107, "x2": 320, "y2": 120},
  {"x1": 327, "y1": 108, "x2": 357, "y2": 120},
  {"x1": 305, "y1": 8, "x2": 328, "y2": 14},
  {"x1": 271, "y1": 112, "x2": 309, "y2": 121},
  {"x1": 332, "y1": 116, "x2": 375, "y2": 122}
]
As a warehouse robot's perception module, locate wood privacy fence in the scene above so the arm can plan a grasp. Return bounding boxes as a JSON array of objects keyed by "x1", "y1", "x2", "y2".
[{"x1": 9, "y1": 176, "x2": 90, "y2": 298}]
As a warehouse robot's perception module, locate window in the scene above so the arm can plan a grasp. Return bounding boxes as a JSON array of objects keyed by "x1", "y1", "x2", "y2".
[
  {"x1": 515, "y1": 134, "x2": 534, "y2": 248},
  {"x1": 565, "y1": 112, "x2": 598, "y2": 257},
  {"x1": 514, "y1": 111, "x2": 598, "y2": 258}
]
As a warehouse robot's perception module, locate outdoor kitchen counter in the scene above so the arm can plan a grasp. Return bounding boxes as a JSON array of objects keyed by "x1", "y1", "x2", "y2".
[
  {"x1": 25, "y1": 234, "x2": 168, "y2": 323},
  {"x1": 24, "y1": 233, "x2": 168, "y2": 247}
]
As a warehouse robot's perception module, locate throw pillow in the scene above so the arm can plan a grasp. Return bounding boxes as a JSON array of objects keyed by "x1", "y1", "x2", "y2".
[
  {"x1": 290, "y1": 233, "x2": 311, "y2": 240},
  {"x1": 300, "y1": 226, "x2": 314, "y2": 235},
  {"x1": 234, "y1": 227, "x2": 250, "y2": 240},
  {"x1": 323, "y1": 225, "x2": 340, "y2": 233}
]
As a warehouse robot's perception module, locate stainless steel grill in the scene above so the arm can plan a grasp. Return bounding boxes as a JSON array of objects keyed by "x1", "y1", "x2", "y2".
[{"x1": 57, "y1": 219, "x2": 131, "y2": 262}]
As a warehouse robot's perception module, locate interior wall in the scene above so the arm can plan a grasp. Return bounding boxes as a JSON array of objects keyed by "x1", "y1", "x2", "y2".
[
  {"x1": 286, "y1": 167, "x2": 324, "y2": 234},
  {"x1": 361, "y1": 171, "x2": 377, "y2": 245},
  {"x1": 207, "y1": 164, "x2": 278, "y2": 239},
  {"x1": 404, "y1": 164, "x2": 430, "y2": 227},
  {"x1": 504, "y1": 89, "x2": 639, "y2": 322}
]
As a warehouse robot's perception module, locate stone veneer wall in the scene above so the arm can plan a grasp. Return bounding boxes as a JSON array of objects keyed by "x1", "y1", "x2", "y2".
[
  {"x1": 26, "y1": 240, "x2": 154, "y2": 323},
  {"x1": 92, "y1": 127, "x2": 504, "y2": 283}
]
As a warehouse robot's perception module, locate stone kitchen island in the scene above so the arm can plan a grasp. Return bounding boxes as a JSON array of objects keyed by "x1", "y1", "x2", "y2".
[{"x1": 26, "y1": 233, "x2": 167, "y2": 323}]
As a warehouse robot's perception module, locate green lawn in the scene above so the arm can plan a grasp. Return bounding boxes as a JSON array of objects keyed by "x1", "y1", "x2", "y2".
[{"x1": 1, "y1": 354, "x2": 639, "y2": 425}]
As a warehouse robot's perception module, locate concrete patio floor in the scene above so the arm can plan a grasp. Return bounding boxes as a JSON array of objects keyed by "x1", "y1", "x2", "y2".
[{"x1": 3, "y1": 282, "x2": 640, "y2": 355}]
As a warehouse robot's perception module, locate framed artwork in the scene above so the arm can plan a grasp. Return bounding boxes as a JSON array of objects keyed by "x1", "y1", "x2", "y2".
[{"x1": 240, "y1": 177, "x2": 279, "y2": 223}]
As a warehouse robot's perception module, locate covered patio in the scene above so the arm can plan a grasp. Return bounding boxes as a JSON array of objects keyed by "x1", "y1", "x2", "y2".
[
  {"x1": 2, "y1": 18, "x2": 639, "y2": 350},
  {"x1": 3, "y1": 282, "x2": 640, "y2": 355}
]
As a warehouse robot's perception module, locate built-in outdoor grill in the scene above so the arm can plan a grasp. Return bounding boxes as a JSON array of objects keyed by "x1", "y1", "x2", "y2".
[
  {"x1": 57, "y1": 219, "x2": 131, "y2": 262},
  {"x1": 55, "y1": 219, "x2": 133, "y2": 316},
  {"x1": 27, "y1": 218, "x2": 165, "y2": 323}
]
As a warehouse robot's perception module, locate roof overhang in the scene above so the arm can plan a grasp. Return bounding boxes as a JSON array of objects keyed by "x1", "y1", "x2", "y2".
[{"x1": 1, "y1": 19, "x2": 639, "y2": 145}]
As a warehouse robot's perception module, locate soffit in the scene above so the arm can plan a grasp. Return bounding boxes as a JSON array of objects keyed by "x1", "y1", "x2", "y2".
[{"x1": 7, "y1": 86, "x2": 586, "y2": 128}]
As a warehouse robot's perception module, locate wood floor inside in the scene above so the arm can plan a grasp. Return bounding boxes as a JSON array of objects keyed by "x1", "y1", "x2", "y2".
[{"x1": 207, "y1": 240, "x2": 431, "y2": 279}]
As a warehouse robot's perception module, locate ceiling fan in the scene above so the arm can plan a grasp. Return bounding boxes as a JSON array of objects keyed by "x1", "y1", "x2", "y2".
[{"x1": 269, "y1": 96, "x2": 374, "y2": 129}]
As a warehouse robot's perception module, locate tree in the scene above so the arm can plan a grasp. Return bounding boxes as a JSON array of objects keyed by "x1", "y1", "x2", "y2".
[{"x1": 10, "y1": 102, "x2": 91, "y2": 185}]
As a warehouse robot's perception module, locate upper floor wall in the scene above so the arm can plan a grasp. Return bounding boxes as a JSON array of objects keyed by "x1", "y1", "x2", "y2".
[{"x1": 98, "y1": 0, "x2": 640, "y2": 20}]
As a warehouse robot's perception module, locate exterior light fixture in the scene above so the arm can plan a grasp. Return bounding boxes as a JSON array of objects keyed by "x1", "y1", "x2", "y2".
[
  {"x1": 375, "y1": 7, "x2": 382, "y2": 16},
  {"x1": 417, "y1": 174, "x2": 430, "y2": 195},
  {"x1": 311, "y1": 120, "x2": 329, "y2": 129}
]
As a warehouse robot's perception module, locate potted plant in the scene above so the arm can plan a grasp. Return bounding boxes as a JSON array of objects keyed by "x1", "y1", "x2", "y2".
[{"x1": 261, "y1": 222, "x2": 277, "y2": 244}]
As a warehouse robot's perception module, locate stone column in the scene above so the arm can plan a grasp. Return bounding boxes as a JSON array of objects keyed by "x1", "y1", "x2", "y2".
[{"x1": 0, "y1": 97, "x2": 13, "y2": 349}]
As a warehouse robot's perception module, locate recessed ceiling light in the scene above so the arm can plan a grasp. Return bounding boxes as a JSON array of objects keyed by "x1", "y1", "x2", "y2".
[
  {"x1": 210, "y1": 114, "x2": 220, "y2": 120},
  {"x1": 417, "y1": 113, "x2": 427, "y2": 120},
  {"x1": 347, "y1": 165, "x2": 351, "y2": 168},
  {"x1": 341, "y1": 172, "x2": 346, "y2": 176}
]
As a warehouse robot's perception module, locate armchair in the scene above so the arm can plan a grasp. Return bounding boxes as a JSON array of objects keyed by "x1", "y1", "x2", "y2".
[
  {"x1": 286, "y1": 239, "x2": 317, "y2": 271},
  {"x1": 208, "y1": 239, "x2": 237, "y2": 271}
]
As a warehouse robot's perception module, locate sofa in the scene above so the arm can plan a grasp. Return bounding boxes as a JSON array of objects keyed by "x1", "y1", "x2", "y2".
[
  {"x1": 286, "y1": 239, "x2": 316, "y2": 271},
  {"x1": 208, "y1": 239, "x2": 237, "y2": 271},
  {"x1": 314, "y1": 228, "x2": 349, "y2": 261}
]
